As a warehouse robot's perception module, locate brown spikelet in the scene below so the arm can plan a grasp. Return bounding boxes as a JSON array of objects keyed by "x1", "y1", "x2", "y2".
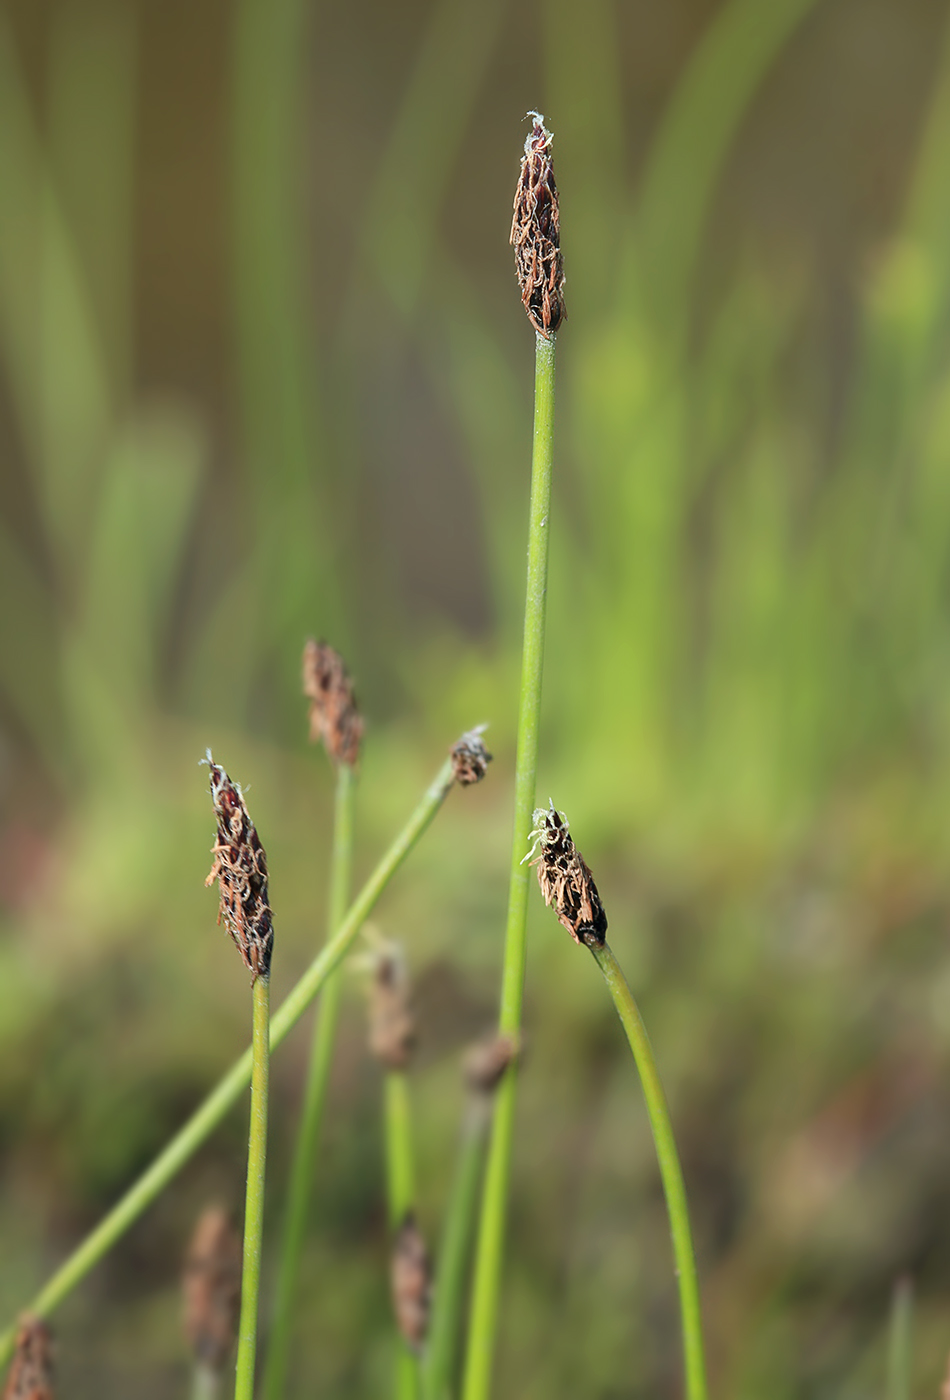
[
  {"x1": 302, "y1": 640, "x2": 364, "y2": 767},
  {"x1": 204, "y1": 753, "x2": 274, "y2": 983},
  {"x1": 525, "y1": 802, "x2": 607, "y2": 949},
  {"x1": 941, "y1": 1347, "x2": 950, "y2": 1400},
  {"x1": 450, "y1": 725, "x2": 492, "y2": 786},
  {"x1": 2, "y1": 1317, "x2": 54, "y2": 1400},
  {"x1": 391, "y1": 1213, "x2": 431, "y2": 1351},
  {"x1": 368, "y1": 948, "x2": 416, "y2": 1071},
  {"x1": 463, "y1": 1033, "x2": 518, "y2": 1096},
  {"x1": 182, "y1": 1206, "x2": 242, "y2": 1373},
  {"x1": 510, "y1": 112, "x2": 565, "y2": 338}
]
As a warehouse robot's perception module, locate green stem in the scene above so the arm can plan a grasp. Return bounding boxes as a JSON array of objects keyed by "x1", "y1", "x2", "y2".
[
  {"x1": 0, "y1": 756, "x2": 459, "y2": 1369},
  {"x1": 234, "y1": 976, "x2": 270, "y2": 1400},
  {"x1": 262, "y1": 762, "x2": 356, "y2": 1400},
  {"x1": 462, "y1": 330, "x2": 556, "y2": 1400},
  {"x1": 385, "y1": 1070, "x2": 419, "y2": 1400},
  {"x1": 191, "y1": 1364, "x2": 221, "y2": 1400},
  {"x1": 423, "y1": 1101, "x2": 490, "y2": 1400},
  {"x1": 886, "y1": 1276, "x2": 913, "y2": 1400},
  {"x1": 590, "y1": 941, "x2": 708, "y2": 1400}
]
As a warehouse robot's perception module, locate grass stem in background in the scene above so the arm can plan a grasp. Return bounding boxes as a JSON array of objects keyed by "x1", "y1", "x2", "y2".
[
  {"x1": 386, "y1": 1070, "x2": 420, "y2": 1400},
  {"x1": 886, "y1": 1275, "x2": 913, "y2": 1400},
  {"x1": 263, "y1": 761, "x2": 356, "y2": 1400},
  {"x1": 591, "y1": 941, "x2": 708, "y2": 1400},
  {"x1": 0, "y1": 752, "x2": 464, "y2": 1368},
  {"x1": 234, "y1": 975, "x2": 270, "y2": 1400}
]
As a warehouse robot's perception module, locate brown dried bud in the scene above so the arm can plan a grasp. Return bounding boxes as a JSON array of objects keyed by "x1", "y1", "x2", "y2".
[
  {"x1": 2, "y1": 1317, "x2": 54, "y2": 1400},
  {"x1": 302, "y1": 640, "x2": 364, "y2": 767},
  {"x1": 204, "y1": 753, "x2": 274, "y2": 983},
  {"x1": 463, "y1": 1033, "x2": 518, "y2": 1097},
  {"x1": 369, "y1": 948, "x2": 416, "y2": 1071},
  {"x1": 510, "y1": 112, "x2": 565, "y2": 338},
  {"x1": 182, "y1": 1206, "x2": 242, "y2": 1373},
  {"x1": 525, "y1": 802, "x2": 607, "y2": 949},
  {"x1": 450, "y1": 725, "x2": 492, "y2": 786},
  {"x1": 391, "y1": 1213, "x2": 431, "y2": 1351}
]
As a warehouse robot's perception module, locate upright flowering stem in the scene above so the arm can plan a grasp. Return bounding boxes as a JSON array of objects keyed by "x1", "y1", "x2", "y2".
[
  {"x1": 463, "y1": 110, "x2": 564, "y2": 1400},
  {"x1": 235, "y1": 975, "x2": 269, "y2": 1400}
]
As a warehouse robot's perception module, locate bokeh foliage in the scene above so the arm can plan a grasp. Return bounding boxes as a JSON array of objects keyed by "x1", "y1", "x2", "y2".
[{"x1": 4, "y1": 0, "x2": 950, "y2": 1396}]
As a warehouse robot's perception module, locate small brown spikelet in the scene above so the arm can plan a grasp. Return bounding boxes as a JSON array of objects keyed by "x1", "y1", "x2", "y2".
[
  {"x1": 182, "y1": 1206, "x2": 242, "y2": 1373},
  {"x1": 204, "y1": 752, "x2": 274, "y2": 983},
  {"x1": 369, "y1": 947, "x2": 416, "y2": 1071},
  {"x1": 941, "y1": 1347, "x2": 950, "y2": 1400},
  {"x1": 302, "y1": 639, "x2": 364, "y2": 767},
  {"x1": 511, "y1": 112, "x2": 565, "y2": 338},
  {"x1": 391, "y1": 1213, "x2": 431, "y2": 1351},
  {"x1": 463, "y1": 1033, "x2": 518, "y2": 1096},
  {"x1": 2, "y1": 1317, "x2": 54, "y2": 1400},
  {"x1": 525, "y1": 802, "x2": 607, "y2": 949},
  {"x1": 450, "y1": 725, "x2": 492, "y2": 786}
]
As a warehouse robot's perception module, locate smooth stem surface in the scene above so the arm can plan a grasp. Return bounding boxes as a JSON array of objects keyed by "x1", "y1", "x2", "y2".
[
  {"x1": 463, "y1": 330, "x2": 556, "y2": 1400},
  {"x1": 234, "y1": 976, "x2": 270, "y2": 1400},
  {"x1": 424, "y1": 1102, "x2": 490, "y2": 1400},
  {"x1": 886, "y1": 1276, "x2": 913, "y2": 1400},
  {"x1": 263, "y1": 762, "x2": 356, "y2": 1400},
  {"x1": 591, "y1": 942, "x2": 708, "y2": 1400},
  {"x1": 0, "y1": 756, "x2": 458, "y2": 1369},
  {"x1": 385, "y1": 1070, "x2": 419, "y2": 1400}
]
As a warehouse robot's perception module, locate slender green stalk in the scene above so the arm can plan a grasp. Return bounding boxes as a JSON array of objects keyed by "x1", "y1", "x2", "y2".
[
  {"x1": 191, "y1": 1363, "x2": 221, "y2": 1400},
  {"x1": 385, "y1": 1069, "x2": 419, "y2": 1400},
  {"x1": 0, "y1": 755, "x2": 458, "y2": 1369},
  {"x1": 423, "y1": 1101, "x2": 490, "y2": 1400},
  {"x1": 590, "y1": 941, "x2": 707, "y2": 1400},
  {"x1": 886, "y1": 1276, "x2": 913, "y2": 1400},
  {"x1": 462, "y1": 330, "x2": 556, "y2": 1400},
  {"x1": 263, "y1": 762, "x2": 356, "y2": 1400},
  {"x1": 234, "y1": 976, "x2": 270, "y2": 1400}
]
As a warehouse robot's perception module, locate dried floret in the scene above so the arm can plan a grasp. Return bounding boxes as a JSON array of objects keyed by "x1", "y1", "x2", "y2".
[
  {"x1": 302, "y1": 640, "x2": 364, "y2": 767},
  {"x1": 511, "y1": 112, "x2": 566, "y2": 338},
  {"x1": 524, "y1": 802, "x2": 607, "y2": 948},
  {"x1": 204, "y1": 753, "x2": 274, "y2": 983}
]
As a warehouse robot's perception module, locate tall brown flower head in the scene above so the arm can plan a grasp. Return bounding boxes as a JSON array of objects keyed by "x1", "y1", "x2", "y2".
[
  {"x1": 524, "y1": 802, "x2": 607, "y2": 949},
  {"x1": 182, "y1": 1206, "x2": 242, "y2": 1374},
  {"x1": 302, "y1": 639, "x2": 364, "y2": 767},
  {"x1": 450, "y1": 724, "x2": 492, "y2": 786},
  {"x1": 204, "y1": 752, "x2": 274, "y2": 983},
  {"x1": 2, "y1": 1317, "x2": 54, "y2": 1400},
  {"x1": 368, "y1": 945, "x2": 416, "y2": 1072},
  {"x1": 390, "y1": 1213, "x2": 431, "y2": 1352},
  {"x1": 511, "y1": 112, "x2": 565, "y2": 338}
]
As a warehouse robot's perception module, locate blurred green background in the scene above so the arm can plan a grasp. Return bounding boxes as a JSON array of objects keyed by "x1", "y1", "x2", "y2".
[{"x1": 4, "y1": 0, "x2": 950, "y2": 1395}]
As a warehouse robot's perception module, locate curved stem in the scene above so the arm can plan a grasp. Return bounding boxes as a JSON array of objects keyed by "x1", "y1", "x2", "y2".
[
  {"x1": 262, "y1": 762, "x2": 356, "y2": 1400},
  {"x1": 590, "y1": 941, "x2": 708, "y2": 1400},
  {"x1": 234, "y1": 975, "x2": 270, "y2": 1400},
  {"x1": 462, "y1": 330, "x2": 556, "y2": 1400},
  {"x1": 0, "y1": 756, "x2": 458, "y2": 1369}
]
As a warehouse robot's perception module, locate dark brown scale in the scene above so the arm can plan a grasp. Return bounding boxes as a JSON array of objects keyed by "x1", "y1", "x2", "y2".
[
  {"x1": 528, "y1": 805, "x2": 607, "y2": 949},
  {"x1": 510, "y1": 114, "x2": 566, "y2": 338}
]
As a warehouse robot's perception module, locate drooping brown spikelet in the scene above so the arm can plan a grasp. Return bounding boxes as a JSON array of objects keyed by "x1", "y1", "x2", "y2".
[
  {"x1": 204, "y1": 753, "x2": 274, "y2": 982},
  {"x1": 182, "y1": 1206, "x2": 242, "y2": 1373},
  {"x1": 525, "y1": 802, "x2": 607, "y2": 949},
  {"x1": 369, "y1": 948, "x2": 416, "y2": 1071},
  {"x1": 2, "y1": 1317, "x2": 54, "y2": 1400},
  {"x1": 390, "y1": 1213, "x2": 431, "y2": 1351},
  {"x1": 302, "y1": 639, "x2": 364, "y2": 767},
  {"x1": 450, "y1": 725, "x2": 492, "y2": 786},
  {"x1": 510, "y1": 112, "x2": 565, "y2": 338},
  {"x1": 463, "y1": 1033, "x2": 518, "y2": 1097}
]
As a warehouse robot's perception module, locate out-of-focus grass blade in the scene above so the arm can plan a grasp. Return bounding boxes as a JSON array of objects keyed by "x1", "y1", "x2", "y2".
[{"x1": 886, "y1": 1276, "x2": 913, "y2": 1400}]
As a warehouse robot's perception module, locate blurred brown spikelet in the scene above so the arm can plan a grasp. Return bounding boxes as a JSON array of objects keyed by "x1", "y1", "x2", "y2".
[
  {"x1": 302, "y1": 639, "x2": 364, "y2": 766},
  {"x1": 204, "y1": 753, "x2": 274, "y2": 983},
  {"x1": 391, "y1": 1213, "x2": 431, "y2": 1351},
  {"x1": 450, "y1": 725, "x2": 492, "y2": 786},
  {"x1": 369, "y1": 947, "x2": 416, "y2": 1071},
  {"x1": 525, "y1": 802, "x2": 607, "y2": 948},
  {"x1": 942, "y1": 1348, "x2": 950, "y2": 1400},
  {"x1": 510, "y1": 111, "x2": 565, "y2": 338},
  {"x1": 2, "y1": 1317, "x2": 53, "y2": 1400},
  {"x1": 182, "y1": 1206, "x2": 242, "y2": 1373},
  {"x1": 463, "y1": 1033, "x2": 518, "y2": 1096}
]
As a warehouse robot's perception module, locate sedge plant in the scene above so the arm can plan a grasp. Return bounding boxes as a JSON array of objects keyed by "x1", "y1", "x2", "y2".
[
  {"x1": 525, "y1": 802, "x2": 708, "y2": 1400},
  {"x1": 462, "y1": 111, "x2": 564, "y2": 1400},
  {"x1": 204, "y1": 755, "x2": 275, "y2": 1400},
  {"x1": 263, "y1": 642, "x2": 362, "y2": 1400}
]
